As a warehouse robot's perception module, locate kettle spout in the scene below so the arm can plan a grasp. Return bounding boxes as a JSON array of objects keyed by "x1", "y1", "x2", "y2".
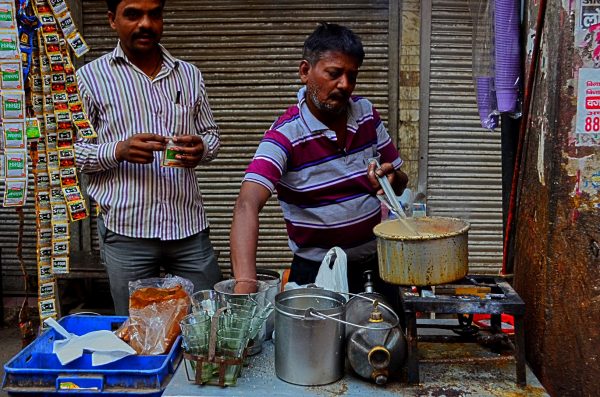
[
  {"x1": 369, "y1": 346, "x2": 391, "y2": 385},
  {"x1": 368, "y1": 346, "x2": 391, "y2": 369}
]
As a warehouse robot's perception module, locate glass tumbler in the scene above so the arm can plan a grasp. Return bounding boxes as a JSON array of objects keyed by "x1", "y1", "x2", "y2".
[
  {"x1": 216, "y1": 329, "x2": 248, "y2": 385},
  {"x1": 218, "y1": 312, "x2": 252, "y2": 340},
  {"x1": 191, "y1": 289, "x2": 221, "y2": 316},
  {"x1": 180, "y1": 313, "x2": 210, "y2": 354},
  {"x1": 180, "y1": 313, "x2": 213, "y2": 383}
]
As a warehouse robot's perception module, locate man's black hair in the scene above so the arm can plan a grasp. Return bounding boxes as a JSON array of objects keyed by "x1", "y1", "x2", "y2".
[
  {"x1": 302, "y1": 22, "x2": 365, "y2": 66},
  {"x1": 106, "y1": 0, "x2": 166, "y2": 13}
]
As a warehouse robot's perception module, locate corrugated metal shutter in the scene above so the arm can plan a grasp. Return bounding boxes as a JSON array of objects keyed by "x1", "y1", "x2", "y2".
[
  {"x1": 79, "y1": 0, "x2": 392, "y2": 275},
  {"x1": 423, "y1": 0, "x2": 503, "y2": 274}
]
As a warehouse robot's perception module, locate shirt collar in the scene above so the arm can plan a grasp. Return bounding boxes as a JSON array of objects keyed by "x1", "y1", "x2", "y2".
[
  {"x1": 297, "y1": 86, "x2": 359, "y2": 134},
  {"x1": 109, "y1": 41, "x2": 179, "y2": 71}
]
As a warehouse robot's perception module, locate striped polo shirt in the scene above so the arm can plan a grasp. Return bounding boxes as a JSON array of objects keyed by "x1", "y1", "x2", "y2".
[
  {"x1": 245, "y1": 87, "x2": 402, "y2": 261},
  {"x1": 74, "y1": 43, "x2": 220, "y2": 240}
]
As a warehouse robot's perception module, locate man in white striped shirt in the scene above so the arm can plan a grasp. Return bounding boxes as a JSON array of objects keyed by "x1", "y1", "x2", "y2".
[{"x1": 74, "y1": 0, "x2": 221, "y2": 315}]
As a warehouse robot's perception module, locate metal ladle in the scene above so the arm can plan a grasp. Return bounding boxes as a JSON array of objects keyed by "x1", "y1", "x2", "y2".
[{"x1": 369, "y1": 159, "x2": 420, "y2": 236}]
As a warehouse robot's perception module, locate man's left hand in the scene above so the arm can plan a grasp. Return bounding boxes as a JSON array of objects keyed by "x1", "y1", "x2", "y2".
[
  {"x1": 171, "y1": 135, "x2": 205, "y2": 168},
  {"x1": 368, "y1": 161, "x2": 408, "y2": 196}
]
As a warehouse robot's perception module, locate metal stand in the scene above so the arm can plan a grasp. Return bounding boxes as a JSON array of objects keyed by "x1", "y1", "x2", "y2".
[{"x1": 399, "y1": 276, "x2": 526, "y2": 386}]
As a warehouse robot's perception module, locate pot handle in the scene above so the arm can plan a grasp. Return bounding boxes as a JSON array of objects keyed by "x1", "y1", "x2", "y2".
[
  {"x1": 279, "y1": 305, "x2": 399, "y2": 331},
  {"x1": 282, "y1": 286, "x2": 402, "y2": 330},
  {"x1": 306, "y1": 294, "x2": 401, "y2": 331},
  {"x1": 284, "y1": 288, "x2": 402, "y2": 330}
]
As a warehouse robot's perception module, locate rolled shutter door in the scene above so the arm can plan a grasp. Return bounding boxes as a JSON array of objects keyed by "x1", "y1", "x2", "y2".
[
  {"x1": 81, "y1": 0, "x2": 392, "y2": 274},
  {"x1": 425, "y1": 0, "x2": 503, "y2": 274}
]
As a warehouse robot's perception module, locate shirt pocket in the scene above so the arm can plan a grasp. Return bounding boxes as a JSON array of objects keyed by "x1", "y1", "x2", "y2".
[
  {"x1": 169, "y1": 103, "x2": 196, "y2": 136},
  {"x1": 363, "y1": 144, "x2": 380, "y2": 166}
]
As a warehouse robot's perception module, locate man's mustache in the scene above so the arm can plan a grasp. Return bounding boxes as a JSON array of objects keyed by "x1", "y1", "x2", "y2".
[
  {"x1": 132, "y1": 30, "x2": 157, "y2": 40},
  {"x1": 329, "y1": 92, "x2": 349, "y2": 101}
]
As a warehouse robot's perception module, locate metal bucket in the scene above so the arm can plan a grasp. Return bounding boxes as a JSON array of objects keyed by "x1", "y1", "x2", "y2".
[
  {"x1": 274, "y1": 288, "x2": 346, "y2": 385},
  {"x1": 256, "y1": 269, "x2": 281, "y2": 340},
  {"x1": 213, "y1": 279, "x2": 270, "y2": 355},
  {"x1": 374, "y1": 217, "x2": 470, "y2": 286}
]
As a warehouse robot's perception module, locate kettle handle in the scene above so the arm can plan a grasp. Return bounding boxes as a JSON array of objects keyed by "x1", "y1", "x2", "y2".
[{"x1": 341, "y1": 291, "x2": 401, "y2": 327}]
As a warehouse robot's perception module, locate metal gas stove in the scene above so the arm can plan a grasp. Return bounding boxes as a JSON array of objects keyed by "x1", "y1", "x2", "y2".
[{"x1": 398, "y1": 275, "x2": 526, "y2": 386}]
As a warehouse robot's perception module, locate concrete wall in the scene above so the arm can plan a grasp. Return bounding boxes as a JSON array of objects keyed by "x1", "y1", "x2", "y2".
[
  {"x1": 399, "y1": 0, "x2": 421, "y2": 188},
  {"x1": 514, "y1": 1, "x2": 600, "y2": 395}
]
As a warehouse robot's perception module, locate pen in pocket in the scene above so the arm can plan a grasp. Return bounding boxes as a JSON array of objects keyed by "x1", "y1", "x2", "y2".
[{"x1": 175, "y1": 90, "x2": 181, "y2": 104}]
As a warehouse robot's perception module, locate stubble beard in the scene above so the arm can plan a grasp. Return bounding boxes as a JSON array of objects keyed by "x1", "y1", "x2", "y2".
[{"x1": 307, "y1": 86, "x2": 346, "y2": 116}]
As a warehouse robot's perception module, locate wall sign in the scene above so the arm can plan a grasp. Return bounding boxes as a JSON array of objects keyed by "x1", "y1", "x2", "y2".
[{"x1": 575, "y1": 67, "x2": 600, "y2": 146}]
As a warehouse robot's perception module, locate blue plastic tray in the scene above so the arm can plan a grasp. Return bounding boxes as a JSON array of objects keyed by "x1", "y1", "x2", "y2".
[{"x1": 2, "y1": 315, "x2": 182, "y2": 396}]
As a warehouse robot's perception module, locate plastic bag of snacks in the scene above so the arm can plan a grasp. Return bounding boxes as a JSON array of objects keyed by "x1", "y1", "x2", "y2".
[{"x1": 117, "y1": 275, "x2": 193, "y2": 355}]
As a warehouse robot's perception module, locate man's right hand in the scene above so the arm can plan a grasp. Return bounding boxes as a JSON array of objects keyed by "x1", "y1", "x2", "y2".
[
  {"x1": 116, "y1": 133, "x2": 167, "y2": 163},
  {"x1": 234, "y1": 280, "x2": 259, "y2": 294}
]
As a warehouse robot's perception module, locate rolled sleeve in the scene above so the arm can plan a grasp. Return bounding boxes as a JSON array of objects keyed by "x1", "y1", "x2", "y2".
[{"x1": 243, "y1": 173, "x2": 276, "y2": 193}]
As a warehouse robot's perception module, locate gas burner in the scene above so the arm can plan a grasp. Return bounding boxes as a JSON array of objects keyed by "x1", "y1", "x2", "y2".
[
  {"x1": 398, "y1": 275, "x2": 526, "y2": 386},
  {"x1": 452, "y1": 313, "x2": 479, "y2": 336}
]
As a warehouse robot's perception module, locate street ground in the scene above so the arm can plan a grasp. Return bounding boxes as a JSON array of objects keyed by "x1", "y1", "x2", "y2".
[{"x1": 0, "y1": 324, "x2": 26, "y2": 397}]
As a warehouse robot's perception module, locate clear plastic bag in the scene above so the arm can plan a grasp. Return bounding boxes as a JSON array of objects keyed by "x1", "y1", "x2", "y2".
[
  {"x1": 314, "y1": 247, "x2": 349, "y2": 294},
  {"x1": 117, "y1": 275, "x2": 194, "y2": 355}
]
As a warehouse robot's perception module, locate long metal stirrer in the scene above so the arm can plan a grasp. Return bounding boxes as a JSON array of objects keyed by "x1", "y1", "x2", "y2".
[{"x1": 370, "y1": 159, "x2": 407, "y2": 218}]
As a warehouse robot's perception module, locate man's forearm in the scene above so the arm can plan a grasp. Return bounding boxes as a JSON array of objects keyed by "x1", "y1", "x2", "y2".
[{"x1": 230, "y1": 206, "x2": 260, "y2": 281}]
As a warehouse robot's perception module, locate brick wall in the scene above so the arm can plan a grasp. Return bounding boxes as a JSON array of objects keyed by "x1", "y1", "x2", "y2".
[{"x1": 399, "y1": 0, "x2": 421, "y2": 189}]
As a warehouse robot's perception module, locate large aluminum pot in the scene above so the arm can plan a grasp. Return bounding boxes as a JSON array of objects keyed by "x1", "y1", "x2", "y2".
[
  {"x1": 274, "y1": 287, "x2": 346, "y2": 386},
  {"x1": 374, "y1": 217, "x2": 470, "y2": 286}
]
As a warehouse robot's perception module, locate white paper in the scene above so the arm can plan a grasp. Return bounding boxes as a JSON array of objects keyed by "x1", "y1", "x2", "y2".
[{"x1": 44, "y1": 318, "x2": 136, "y2": 366}]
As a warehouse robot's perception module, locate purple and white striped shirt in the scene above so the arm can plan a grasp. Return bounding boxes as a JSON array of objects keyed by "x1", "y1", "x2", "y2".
[
  {"x1": 75, "y1": 43, "x2": 220, "y2": 240},
  {"x1": 245, "y1": 87, "x2": 402, "y2": 261}
]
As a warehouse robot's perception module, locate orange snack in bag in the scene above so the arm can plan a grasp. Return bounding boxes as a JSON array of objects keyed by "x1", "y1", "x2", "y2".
[{"x1": 118, "y1": 284, "x2": 191, "y2": 355}]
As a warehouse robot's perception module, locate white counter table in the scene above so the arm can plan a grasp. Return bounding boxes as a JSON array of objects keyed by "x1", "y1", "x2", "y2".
[{"x1": 163, "y1": 338, "x2": 548, "y2": 397}]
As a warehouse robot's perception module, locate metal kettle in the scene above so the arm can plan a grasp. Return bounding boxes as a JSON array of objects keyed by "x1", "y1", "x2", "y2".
[
  {"x1": 345, "y1": 271, "x2": 406, "y2": 385},
  {"x1": 345, "y1": 271, "x2": 397, "y2": 336}
]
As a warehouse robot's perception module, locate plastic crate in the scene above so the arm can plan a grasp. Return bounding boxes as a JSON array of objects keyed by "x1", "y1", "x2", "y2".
[{"x1": 2, "y1": 315, "x2": 182, "y2": 396}]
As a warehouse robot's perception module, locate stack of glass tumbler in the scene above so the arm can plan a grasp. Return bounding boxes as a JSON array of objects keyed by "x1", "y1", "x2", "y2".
[{"x1": 180, "y1": 281, "x2": 273, "y2": 386}]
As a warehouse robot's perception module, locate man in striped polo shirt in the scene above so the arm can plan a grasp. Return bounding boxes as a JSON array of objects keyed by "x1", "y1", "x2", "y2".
[
  {"x1": 74, "y1": 0, "x2": 221, "y2": 315},
  {"x1": 230, "y1": 23, "x2": 408, "y2": 300}
]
